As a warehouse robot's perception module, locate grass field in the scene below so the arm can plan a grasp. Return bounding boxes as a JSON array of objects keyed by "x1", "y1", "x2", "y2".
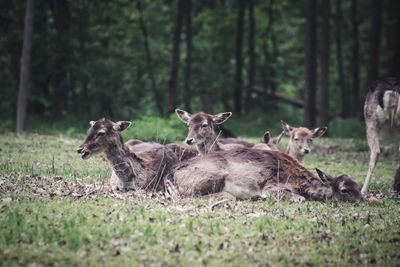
[{"x1": 0, "y1": 131, "x2": 399, "y2": 266}]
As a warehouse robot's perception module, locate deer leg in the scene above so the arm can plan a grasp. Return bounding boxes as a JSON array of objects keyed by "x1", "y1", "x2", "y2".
[
  {"x1": 362, "y1": 124, "x2": 380, "y2": 195},
  {"x1": 393, "y1": 166, "x2": 400, "y2": 193},
  {"x1": 200, "y1": 191, "x2": 236, "y2": 200}
]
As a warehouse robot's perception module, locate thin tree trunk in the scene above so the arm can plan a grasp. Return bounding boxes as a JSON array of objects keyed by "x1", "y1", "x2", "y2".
[
  {"x1": 304, "y1": 0, "x2": 317, "y2": 128},
  {"x1": 366, "y1": 0, "x2": 382, "y2": 87},
  {"x1": 269, "y1": 0, "x2": 278, "y2": 92},
  {"x1": 335, "y1": 0, "x2": 349, "y2": 117},
  {"x1": 184, "y1": 0, "x2": 192, "y2": 112},
  {"x1": 234, "y1": 0, "x2": 245, "y2": 116},
  {"x1": 137, "y1": 1, "x2": 164, "y2": 116},
  {"x1": 167, "y1": 0, "x2": 185, "y2": 114},
  {"x1": 391, "y1": 1, "x2": 400, "y2": 76},
  {"x1": 319, "y1": 0, "x2": 330, "y2": 128},
  {"x1": 50, "y1": 0, "x2": 70, "y2": 114},
  {"x1": 245, "y1": 0, "x2": 255, "y2": 113},
  {"x1": 351, "y1": 0, "x2": 360, "y2": 116},
  {"x1": 16, "y1": 0, "x2": 34, "y2": 132}
]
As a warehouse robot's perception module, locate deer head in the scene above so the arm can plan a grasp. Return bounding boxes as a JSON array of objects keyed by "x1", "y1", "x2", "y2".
[
  {"x1": 316, "y1": 168, "x2": 363, "y2": 202},
  {"x1": 281, "y1": 121, "x2": 327, "y2": 161},
  {"x1": 77, "y1": 118, "x2": 131, "y2": 159},
  {"x1": 175, "y1": 109, "x2": 232, "y2": 147}
]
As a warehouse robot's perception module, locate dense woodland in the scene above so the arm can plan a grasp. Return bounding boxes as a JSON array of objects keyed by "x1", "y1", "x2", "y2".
[{"x1": 1, "y1": 0, "x2": 400, "y2": 133}]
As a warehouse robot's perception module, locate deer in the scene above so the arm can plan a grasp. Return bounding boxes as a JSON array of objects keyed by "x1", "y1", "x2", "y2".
[
  {"x1": 219, "y1": 131, "x2": 284, "y2": 151},
  {"x1": 175, "y1": 109, "x2": 282, "y2": 156},
  {"x1": 175, "y1": 109, "x2": 243, "y2": 155},
  {"x1": 169, "y1": 147, "x2": 363, "y2": 202},
  {"x1": 281, "y1": 121, "x2": 327, "y2": 162},
  {"x1": 362, "y1": 77, "x2": 400, "y2": 195},
  {"x1": 77, "y1": 118, "x2": 178, "y2": 192}
]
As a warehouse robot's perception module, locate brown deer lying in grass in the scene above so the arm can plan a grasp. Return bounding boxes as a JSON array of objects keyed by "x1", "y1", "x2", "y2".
[
  {"x1": 170, "y1": 147, "x2": 362, "y2": 202},
  {"x1": 362, "y1": 77, "x2": 400, "y2": 195},
  {"x1": 219, "y1": 131, "x2": 283, "y2": 151},
  {"x1": 175, "y1": 109, "x2": 243, "y2": 155},
  {"x1": 281, "y1": 121, "x2": 327, "y2": 162},
  {"x1": 175, "y1": 109, "x2": 281, "y2": 155},
  {"x1": 77, "y1": 118, "x2": 178, "y2": 191}
]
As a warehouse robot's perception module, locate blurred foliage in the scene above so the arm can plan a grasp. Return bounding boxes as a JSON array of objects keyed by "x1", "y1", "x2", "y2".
[{"x1": 1, "y1": 0, "x2": 398, "y2": 137}]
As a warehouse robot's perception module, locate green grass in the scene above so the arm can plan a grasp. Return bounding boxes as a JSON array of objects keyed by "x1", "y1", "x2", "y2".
[{"x1": 0, "y1": 132, "x2": 399, "y2": 266}]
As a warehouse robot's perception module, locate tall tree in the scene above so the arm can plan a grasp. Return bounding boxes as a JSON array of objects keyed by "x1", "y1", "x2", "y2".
[
  {"x1": 304, "y1": 0, "x2": 317, "y2": 128},
  {"x1": 234, "y1": 0, "x2": 245, "y2": 116},
  {"x1": 245, "y1": 0, "x2": 255, "y2": 112},
  {"x1": 137, "y1": 1, "x2": 164, "y2": 116},
  {"x1": 167, "y1": 0, "x2": 185, "y2": 114},
  {"x1": 365, "y1": 0, "x2": 382, "y2": 86},
  {"x1": 335, "y1": 0, "x2": 349, "y2": 117},
  {"x1": 184, "y1": 0, "x2": 192, "y2": 112},
  {"x1": 16, "y1": 0, "x2": 34, "y2": 132},
  {"x1": 49, "y1": 0, "x2": 70, "y2": 114},
  {"x1": 350, "y1": 0, "x2": 360, "y2": 115},
  {"x1": 319, "y1": 0, "x2": 330, "y2": 128},
  {"x1": 391, "y1": 1, "x2": 400, "y2": 76}
]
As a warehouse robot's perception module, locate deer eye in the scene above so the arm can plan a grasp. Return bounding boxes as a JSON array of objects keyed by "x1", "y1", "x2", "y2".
[
  {"x1": 294, "y1": 138, "x2": 299, "y2": 141},
  {"x1": 308, "y1": 139, "x2": 313, "y2": 143},
  {"x1": 340, "y1": 188, "x2": 349, "y2": 193}
]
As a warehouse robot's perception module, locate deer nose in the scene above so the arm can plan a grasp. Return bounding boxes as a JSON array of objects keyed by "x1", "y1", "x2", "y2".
[
  {"x1": 303, "y1": 148, "x2": 310, "y2": 154},
  {"x1": 185, "y1": 138, "x2": 195, "y2": 145}
]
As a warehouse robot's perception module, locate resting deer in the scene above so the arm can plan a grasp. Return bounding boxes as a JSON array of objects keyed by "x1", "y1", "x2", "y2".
[
  {"x1": 219, "y1": 131, "x2": 283, "y2": 151},
  {"x1": 77, "y1": 118, "x2": 178, "y2": 191},
  {"x1": 362, "y1": 77, "x2": 400, "y2": 195},
  {"x1": 281, "y1": 121, "x2": 327, "y2": 162},
  {"x1": 170, "y1": 147, "x2": 362, "y2": 202},
  {"x1": 175, "y1": 109, "x2": 243, "y2": 155}
]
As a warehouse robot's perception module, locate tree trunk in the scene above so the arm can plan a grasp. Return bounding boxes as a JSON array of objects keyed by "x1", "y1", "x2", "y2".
[
  {"x1": 184, "y1": 0, "x2": 192, "y2": 112},
  {"x1": 351, "y1": 0, "x2": 360, "y2": 116},
  {"x1": 391, "y1": 1, "x2": 400, "y2": 76},
  {"x1": 16, "y1": 0, "x2": 34, "y2": 133},
  {"x1": 50, "y1": 0, "x2": 70, "y2": 115},
  {"x1": 366, "y1": 0, "x2": 382, "y2": 87},
  {"x1": 137, "y1": 1, "x2": 164, "y2": 116},
  {"x1": 319, "y1": 0, "x2": 330, "y2": 128},
  {"x1": 335, "y1": 0, "x2": 349, "y2": 117},
  {"x1": 167, "y1": 0, "x2": 185, "y2": 114},
  {"x1": 234, "y1": 0, "x2": 245, "y2": 116},
  {"x1": 304, "y1": 0, "x2": 317, "y2": 128},
  {"x1": 245, "y1": 0, "x2": 255, "y2": 113}
]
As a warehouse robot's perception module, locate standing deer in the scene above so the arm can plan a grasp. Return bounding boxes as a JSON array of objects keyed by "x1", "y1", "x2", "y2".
[
  {"x1": 77, "y1": 118, "x2": 178, "y2": 191},
  {"x1": 169, "y1": 147, "x2": 362, "y2": 202},
  {"x1": 362, "y1": 77, "x2": 400, "y2": 195},
  {"x1": 281, "y1": 121, "x2": 327, "y2": 162}
]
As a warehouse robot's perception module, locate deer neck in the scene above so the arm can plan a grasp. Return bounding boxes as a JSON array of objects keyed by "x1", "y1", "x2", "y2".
[
  {"x1": 286, "y1": 141, "x2": 304, "y2": 162},
  {"x1": 104, "y1": 137, "x2": 143, "y2": 186},
  {"x1": 197, "y1": 136, "x2": 222, "y2": 155},
  {"x1": 303, "y1": 177, "x2": 333, "y2": 200}
]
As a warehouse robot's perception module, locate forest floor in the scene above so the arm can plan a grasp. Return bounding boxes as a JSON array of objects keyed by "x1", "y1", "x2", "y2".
[{"x1": 0, "y1": 132, "x2": 399, "y2": 266}]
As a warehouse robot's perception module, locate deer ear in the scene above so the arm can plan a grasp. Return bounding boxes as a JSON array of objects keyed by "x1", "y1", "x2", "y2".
[
  {"x1": 261, "y1": 131, "x2": 270, "y2": 144},
  {"x1": 212, "y1": 112, "x2": 232, "y2": 125},
  {"x1": 281, "y1": 121, "x2": 293, "y2": 136},
  {"x1": 175, "y1": 109, "x2": 192, "y2": 124},
  {"x1": 89, "y1": 121, "x2": 95, "y2": 126},
  {"x1": 316, "y1": 168, "x2": 332, "y2": 183},
  {"x1": 274, "y1": 131, "x2": 284, "y2": 144},
  {"x1": 312, "y1": 127, "x2": 327, "y2": 138},
  {"x1": 113, "y1": 121, "x2": 132, "y2": 132}
]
